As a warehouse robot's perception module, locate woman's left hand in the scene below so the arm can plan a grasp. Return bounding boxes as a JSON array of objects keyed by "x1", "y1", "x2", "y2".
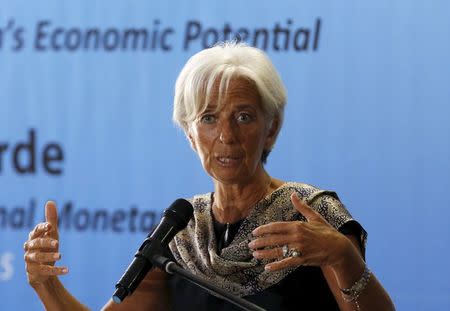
[{"x1": 249, "y1": 192, "x2": 354, "y2": 271}]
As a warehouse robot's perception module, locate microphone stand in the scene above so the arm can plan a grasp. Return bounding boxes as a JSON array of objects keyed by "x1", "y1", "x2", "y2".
[{"x1": 152, "y1": 255, "x2": 267, "y2": 311}]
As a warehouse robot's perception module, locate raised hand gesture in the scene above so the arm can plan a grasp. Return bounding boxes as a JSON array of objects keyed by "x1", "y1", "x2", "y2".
[
  {"x1": 249, "y1": 192, "x2": 356, "y2": 271},
  {"x1": 24, "y1": 201, "x2": 68, "y2": 287}
]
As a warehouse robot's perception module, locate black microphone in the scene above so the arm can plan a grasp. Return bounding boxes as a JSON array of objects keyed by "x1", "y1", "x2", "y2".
[{"x1": 112, "y1": 198, "x2": 194, "y2": 304}]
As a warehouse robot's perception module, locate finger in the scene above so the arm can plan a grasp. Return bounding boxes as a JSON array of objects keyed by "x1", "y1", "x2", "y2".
[
  {"x1": 291, "y1": 192, "x2": 326, "y2": 223},
  {"x1": 253, "y1": 243, "x2": 306, "y2": 260},
  {"x1": 24, "y1": 238, "x2": 58, "y2": 251},
  {"x1": 45, "y1": 201, "x2": 59, "y2": 230},
  {"x1": 252, "y1": 221, "x2": 299, "y2": 236},
  {"x1": 26, "y1": 263, "x2": 68, "y2": 276},
  {"x1": 249, "y1": 233, "x2": 304, "y2": 250},
  {"x1": 28, "y1": 222, "x2": 52, "y2": 240},
  {"x1": 24, "y1": 252, "x2": 61, "y2": 263},
  {"x1": 265, "y1": 256, "x2": 303, "y2": 271},
  {"x1": 253, "y1": 246, "x2": 285, "y2": 260}
]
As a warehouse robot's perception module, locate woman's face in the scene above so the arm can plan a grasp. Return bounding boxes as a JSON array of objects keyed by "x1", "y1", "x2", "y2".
[{"x1": 188, "y1": 78, "x2": 278, "y2": 185}]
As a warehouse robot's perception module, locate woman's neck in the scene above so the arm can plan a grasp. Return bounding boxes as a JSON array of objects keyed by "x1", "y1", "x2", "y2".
[{"x1": 212, "y1": 169, "x2": 284, "y2": 224}]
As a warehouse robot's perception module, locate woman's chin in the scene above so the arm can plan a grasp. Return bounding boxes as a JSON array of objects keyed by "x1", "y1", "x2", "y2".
[{"x1": 211, "y1": 170, "x2": 247, "y2": 185}]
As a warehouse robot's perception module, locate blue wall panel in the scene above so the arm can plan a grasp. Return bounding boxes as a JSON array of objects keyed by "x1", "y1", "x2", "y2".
[{"x1": 1, "y1": 1, "x2": 449, "y2": 309}]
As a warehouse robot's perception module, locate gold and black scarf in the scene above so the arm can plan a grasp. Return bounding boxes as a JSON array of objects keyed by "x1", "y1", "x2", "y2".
[{"x1": 169, "y1": 182, "x2": 355, "y2": 297}]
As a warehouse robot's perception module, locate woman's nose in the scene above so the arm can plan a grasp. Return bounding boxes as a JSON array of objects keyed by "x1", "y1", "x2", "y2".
[{"x1": 219, "y1": 120, "x2": 237, "y2": 144}]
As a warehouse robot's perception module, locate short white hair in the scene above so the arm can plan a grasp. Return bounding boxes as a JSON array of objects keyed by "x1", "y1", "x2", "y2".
[{"x1": 173, "y1": 41, "x2": 287, "y2": 161}]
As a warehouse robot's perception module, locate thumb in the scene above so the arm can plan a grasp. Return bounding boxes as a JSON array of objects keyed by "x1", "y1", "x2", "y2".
[
  {"x1": 45, "y1": 201, "x2": 59, "y2": 230},
  {"x1": 290, "y1": 192, "x2": 325, "y2": 223}
]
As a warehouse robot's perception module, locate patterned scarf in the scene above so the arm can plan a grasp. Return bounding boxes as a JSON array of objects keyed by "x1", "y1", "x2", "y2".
[{"x1": 169, "y1": 182, "x2": 351, "y2": 297}]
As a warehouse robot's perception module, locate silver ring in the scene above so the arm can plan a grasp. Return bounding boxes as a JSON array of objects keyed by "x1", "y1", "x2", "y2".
[
  {"x1": 290, "y1": 249, "x2": 301, "y2": 257},
  {"x1": 282, "y1": 245, "x2": 302, "y2": 258},
  {"x1": 282, "y1": 245, "x2": 289, "y2": 258}
]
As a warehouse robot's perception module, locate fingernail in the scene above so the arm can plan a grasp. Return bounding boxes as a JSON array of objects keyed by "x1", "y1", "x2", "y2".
[
  {"x1": 265, "y1": 265, "x2": 272, "y2": 271},
  {"x1": 252, "y1": 229, "x2": 258, "y2": 236},
  {"x1": 252, "y1": 251, "x2": 261, "y2": 259},
  {"x1": 51, "y1": 240, "x2": 57, "y2": 247},
  {"x1": 53, "y1": 253, "x2": 60, "y2": 259},
  {"x1": 248, "y1": 241, "x2": 255, "y2": 248},
  {"x1": 62, "y1": 268, "x2": 68, "y2": 273}
]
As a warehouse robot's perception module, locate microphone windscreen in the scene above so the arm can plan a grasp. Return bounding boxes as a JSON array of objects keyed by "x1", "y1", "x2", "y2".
[{"x1": 164, "y1": 198, "x2": 193, "y2": 230}]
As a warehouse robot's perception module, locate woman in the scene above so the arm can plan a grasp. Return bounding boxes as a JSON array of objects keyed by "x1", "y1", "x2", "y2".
[{"x1": 24, "y1": 42, "x2": 395, "y2": 310}]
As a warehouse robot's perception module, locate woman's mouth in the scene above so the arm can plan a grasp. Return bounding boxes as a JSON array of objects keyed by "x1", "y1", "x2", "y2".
[{"x1": 216, "y1": 156, "x2": 242, "y2": 166}]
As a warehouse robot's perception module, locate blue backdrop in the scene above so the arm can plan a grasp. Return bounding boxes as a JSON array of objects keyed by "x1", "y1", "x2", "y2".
[{"x1": 1, "y1": 1, "x2": 449, "y2": 310}]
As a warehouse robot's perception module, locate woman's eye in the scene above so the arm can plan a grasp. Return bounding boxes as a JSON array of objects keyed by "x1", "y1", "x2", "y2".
[
  {"x1": 200, "y1": 114, "x2": 216, "y2": 124},
  {"x1": 237, "y1": 113, "x2": 253, "y2": 123}
]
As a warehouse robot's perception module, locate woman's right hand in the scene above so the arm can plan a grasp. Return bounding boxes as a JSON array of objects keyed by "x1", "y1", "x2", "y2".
[{"x1": 24, "y1": 201, "x2": 68, "y2": 288}]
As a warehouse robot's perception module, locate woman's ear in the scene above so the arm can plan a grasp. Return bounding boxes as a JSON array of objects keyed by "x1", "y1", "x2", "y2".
[
  {"x1": 264, "y1": 116, "x2": 280, "y2": 150},
  {"x1": 187, "y1": 128, "x2": 197, "y2": 152}
]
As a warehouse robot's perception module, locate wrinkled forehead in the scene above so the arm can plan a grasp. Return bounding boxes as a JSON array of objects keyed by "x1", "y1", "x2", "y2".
[{"x1": 197, "y1": 76, "x2": 262, "y2": 114}]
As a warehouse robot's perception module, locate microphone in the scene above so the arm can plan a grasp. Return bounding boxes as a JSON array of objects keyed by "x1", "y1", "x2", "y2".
[{"x1": 112, "y1": 198, "x2": 194, "y2": 304}]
